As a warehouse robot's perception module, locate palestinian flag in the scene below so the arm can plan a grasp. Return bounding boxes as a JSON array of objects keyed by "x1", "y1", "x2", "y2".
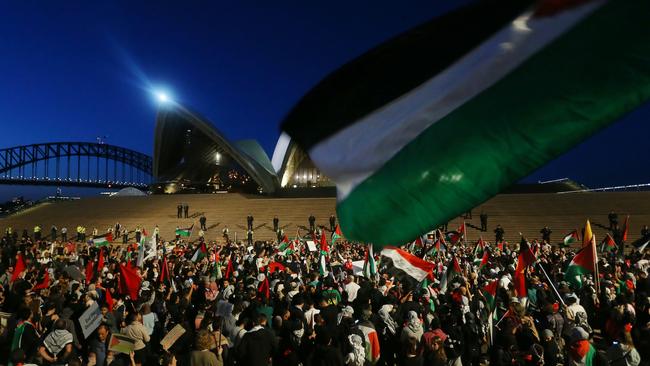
[
  {"x1": 412, "y1": 236, "x2": 424, "y2": 248},
  {"x1": 622, "y1": 215, "x2": 630, "y2": 242},
  {"x1": 380, "y1": 247, "x2": 435, "y2": 283},
  {"x1": 191, "y1": 242, "x2": 208, "y2": 262},
  {"x1": 175, "y1": 225, "x2": 193, "y2": 237},
  {"x1": 562, "y1": 230, "x2": 579, "y2": 247},
  {"x1": 446, "y1": 222, "x2": 466, "y2": 245},
  {"x1": 278, "y1": 234, "x2": 295, "y2": 255},
  {"x1": 109, "y1": 333, "x2": 136, "y2": 355},
  {"x1": 496, "y1": 241, "x2": 506, "y2": 251},
  {"x1": 477, "y1": 251, "x2": 490, "y2": 272},
  {"x1": 319, "y1": 231, "x2": 330, "y2": 255},
  {"x1": 318, "y1": 251, "x2": 329, "y2": 276},
  {"x1": 474, "y1": 237, "x2": 486, "y2": 257},
  {"x1": 279, "y1": 242, "x2": 295, "y2": 256},
  {"x1": 358, "y1": 324, "x2": 381, "y2": 364},
  {"x1": 440, "y1": 256, "x2": 462, "y2": 292},
  {"x1": 632, "y1": 235, "x2": 650, "y2": 252},
  {"x1": 280, "y1": 0, "x2": 650, "y2": 246},
  {"x1": 331, "y1": 225, "x2": 343, "y2": 242},
  {"x1": 482, "y1": 279, "x2": 498, "y2": 312},
  {"x1": 600, "y1": 233, "x2": 617, "y2": 253},
  {"x1": 428, "y1": 237, "x2": 446, "y2": 256},
  {"x1": 93, "y1": 232, "x2": 113, "y2": 247},
  {"x1": 564, "y1": 246, "x2": 596, "y2": 289},
  {"x1": 363, "y1": 244, "x2": 377, "y2": 278},
  {"x1": 224, "y1": 256, "x2": 234, "y2": 279}
]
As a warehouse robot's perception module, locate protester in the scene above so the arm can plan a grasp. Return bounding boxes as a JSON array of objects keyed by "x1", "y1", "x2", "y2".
[{"x1": 1, "y1": 216, "x2": 649, "y2": 366}]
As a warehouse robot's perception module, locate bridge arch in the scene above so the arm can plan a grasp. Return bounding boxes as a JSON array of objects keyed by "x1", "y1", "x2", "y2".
[{"x1": 0, "y1": 142, "x2": 152, "y2": 188}]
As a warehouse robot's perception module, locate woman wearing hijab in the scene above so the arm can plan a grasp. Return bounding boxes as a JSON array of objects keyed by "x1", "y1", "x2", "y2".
[
  {"x1": 375, "y1": 304, "x2": 399, "y2": 366},
  {"x1": 401, "y1": 311, "x2": 424, "y2": 344}
]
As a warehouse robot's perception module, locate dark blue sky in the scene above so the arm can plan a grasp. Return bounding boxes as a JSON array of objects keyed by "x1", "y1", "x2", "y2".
[{"x1": 1, "y1": 1, "x2": 649, "y2": 201}]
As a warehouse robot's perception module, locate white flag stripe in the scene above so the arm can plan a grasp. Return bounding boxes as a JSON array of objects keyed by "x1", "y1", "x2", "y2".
[
  {"x1": 380, "y1": 248, "x2": 429, "y2": 282},
  {"x1": 307, "y1": 2, "x2": 603, "y2": 201}
]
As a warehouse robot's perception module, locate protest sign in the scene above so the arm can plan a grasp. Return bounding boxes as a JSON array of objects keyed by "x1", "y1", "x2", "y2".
[
  {"x1": 79, "y1": 302, "x2": 102, "y2": 338},
  {"x1": 109, "y1": 333, "x2": 136, "y2": 354},
  {"x1": 160, "y1": 324, "x2": 186, "y2": 350}
]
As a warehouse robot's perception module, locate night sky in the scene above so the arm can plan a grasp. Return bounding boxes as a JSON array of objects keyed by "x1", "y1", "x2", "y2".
[{"x1": 1, "y1": 1, "x2": 649, "y2": 200}]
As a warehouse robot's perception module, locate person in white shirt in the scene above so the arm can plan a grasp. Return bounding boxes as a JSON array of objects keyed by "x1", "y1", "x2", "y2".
[{"x1": 344, "y1": 275, "x2": 361, "y2": 303}]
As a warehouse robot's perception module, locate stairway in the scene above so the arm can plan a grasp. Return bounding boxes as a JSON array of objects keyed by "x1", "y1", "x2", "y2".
[{"x1": 1, "y1": 192, "x2": 649, "y2": 249}]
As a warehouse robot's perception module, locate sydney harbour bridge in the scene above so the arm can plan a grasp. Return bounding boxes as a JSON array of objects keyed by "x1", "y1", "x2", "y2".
[{"x1": 0, "y1": 142, "x2": 152, "y2": 188}]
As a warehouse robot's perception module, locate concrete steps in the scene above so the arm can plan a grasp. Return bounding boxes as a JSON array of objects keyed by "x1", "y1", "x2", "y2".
[{"x1": 1, "y1": 192, "x2": 649, "y2": 248}]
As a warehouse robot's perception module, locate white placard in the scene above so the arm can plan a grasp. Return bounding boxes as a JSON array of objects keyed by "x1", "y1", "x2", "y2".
[
  {"x1": 307, "y1": 241, "x2": 317, "y2": 252},
  {"x1": 79, "y1": 302, "x2": 102, "y2": 338}
]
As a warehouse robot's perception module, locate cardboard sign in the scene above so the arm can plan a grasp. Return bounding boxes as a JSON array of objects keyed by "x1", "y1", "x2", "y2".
[
  {"x1": 160, "y1": 324, "x2": 186, "y2": 350},
  {"x1": 306, "y1": 241, "x2": 317, "y2": 252},
  {"x1": 0, "y1": 312, "x2": 12, "y2": 329},
  {"x1": 109, "y1": 333, "x2": 136, "y2": 354},
  {"x1": 79, "y1": 302, "x2": 102, "y2": 338}
]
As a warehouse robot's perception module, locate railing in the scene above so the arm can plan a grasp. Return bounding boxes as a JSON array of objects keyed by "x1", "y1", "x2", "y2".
[{"x1": 558, "y1": 182, "x2": 650, "y2": 194}]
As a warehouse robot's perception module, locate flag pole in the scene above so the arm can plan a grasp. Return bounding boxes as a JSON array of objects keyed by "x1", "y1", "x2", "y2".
[
  {"x1": 494, "y1": 309, "x2": 510, "y2": 329},
  {"x1": 536, "y1": 262, "x2": 565, "y2": 307},
  {"x1": 592, "y1": 233, "x2": 600, "y2": 296},
  {"x1": 463, "y1": 220, "x2": 468, "y2": 247}
]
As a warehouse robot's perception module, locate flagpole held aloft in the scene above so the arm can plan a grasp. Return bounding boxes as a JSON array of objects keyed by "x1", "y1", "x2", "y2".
[{"x1": 536, "y1": 262, "x2": 565, "y2": 307}]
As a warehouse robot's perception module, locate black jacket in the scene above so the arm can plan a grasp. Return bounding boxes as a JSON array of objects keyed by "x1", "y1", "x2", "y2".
[{"x1": 237, "y1": 327, "x2": 277, "y2": 365}]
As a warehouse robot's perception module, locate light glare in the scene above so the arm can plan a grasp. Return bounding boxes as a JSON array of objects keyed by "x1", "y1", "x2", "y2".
[{"x1": 156, "y1": 92, "x2": 169, "y2": 102}]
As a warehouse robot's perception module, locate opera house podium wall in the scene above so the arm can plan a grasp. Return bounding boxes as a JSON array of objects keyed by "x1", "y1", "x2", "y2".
[{"x1": 1, "y1": 191, "x2": 649, "y2": 248}]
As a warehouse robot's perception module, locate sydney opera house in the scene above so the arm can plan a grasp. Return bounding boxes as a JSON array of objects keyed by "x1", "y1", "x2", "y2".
[{"x1": 152, "y1": 103, "x2": 332, "y2": 195}]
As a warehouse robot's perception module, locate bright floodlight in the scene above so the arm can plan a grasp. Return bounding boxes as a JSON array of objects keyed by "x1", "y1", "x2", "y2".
[{"x1": 156, "y1": 92, "x2": 169, "y2": 103}]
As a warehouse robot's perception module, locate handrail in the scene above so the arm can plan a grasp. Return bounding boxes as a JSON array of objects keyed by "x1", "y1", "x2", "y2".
[{"x1": 557, "y1": 182, "x2": 650, "y2": 194}]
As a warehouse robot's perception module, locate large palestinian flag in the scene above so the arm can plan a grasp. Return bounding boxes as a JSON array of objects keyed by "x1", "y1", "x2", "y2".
[
  {"x1": 379, "y1": 247, "x2": 435, "y2": 282},
  {"x1": 280, "y1": 0, "x2": 650, "y2": 246},
  {"x1": 564, "y1": 238, "x2": 597, "y2": 288}
]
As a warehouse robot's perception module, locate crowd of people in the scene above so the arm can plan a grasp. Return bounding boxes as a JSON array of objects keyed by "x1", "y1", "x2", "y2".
[{"x1": 0, "y1": 213, "x2": 649, "y2": 366}]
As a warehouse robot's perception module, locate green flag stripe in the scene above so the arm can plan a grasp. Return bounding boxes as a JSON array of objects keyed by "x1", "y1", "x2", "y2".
[
  {"x1": 564, "y1": 262, "x2": 592, "y2": 288},
  {"x1": 308, "y1": 3, "x2": 599, "y2": 190},
  {"x1": 338, "y1": 0, "x2": 650, "y2": 245}
]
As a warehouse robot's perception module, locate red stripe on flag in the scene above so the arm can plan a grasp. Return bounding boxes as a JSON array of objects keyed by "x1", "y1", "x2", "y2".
[{"x1": 384, "y1": 246, "x2": 435, "y2": 272}]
